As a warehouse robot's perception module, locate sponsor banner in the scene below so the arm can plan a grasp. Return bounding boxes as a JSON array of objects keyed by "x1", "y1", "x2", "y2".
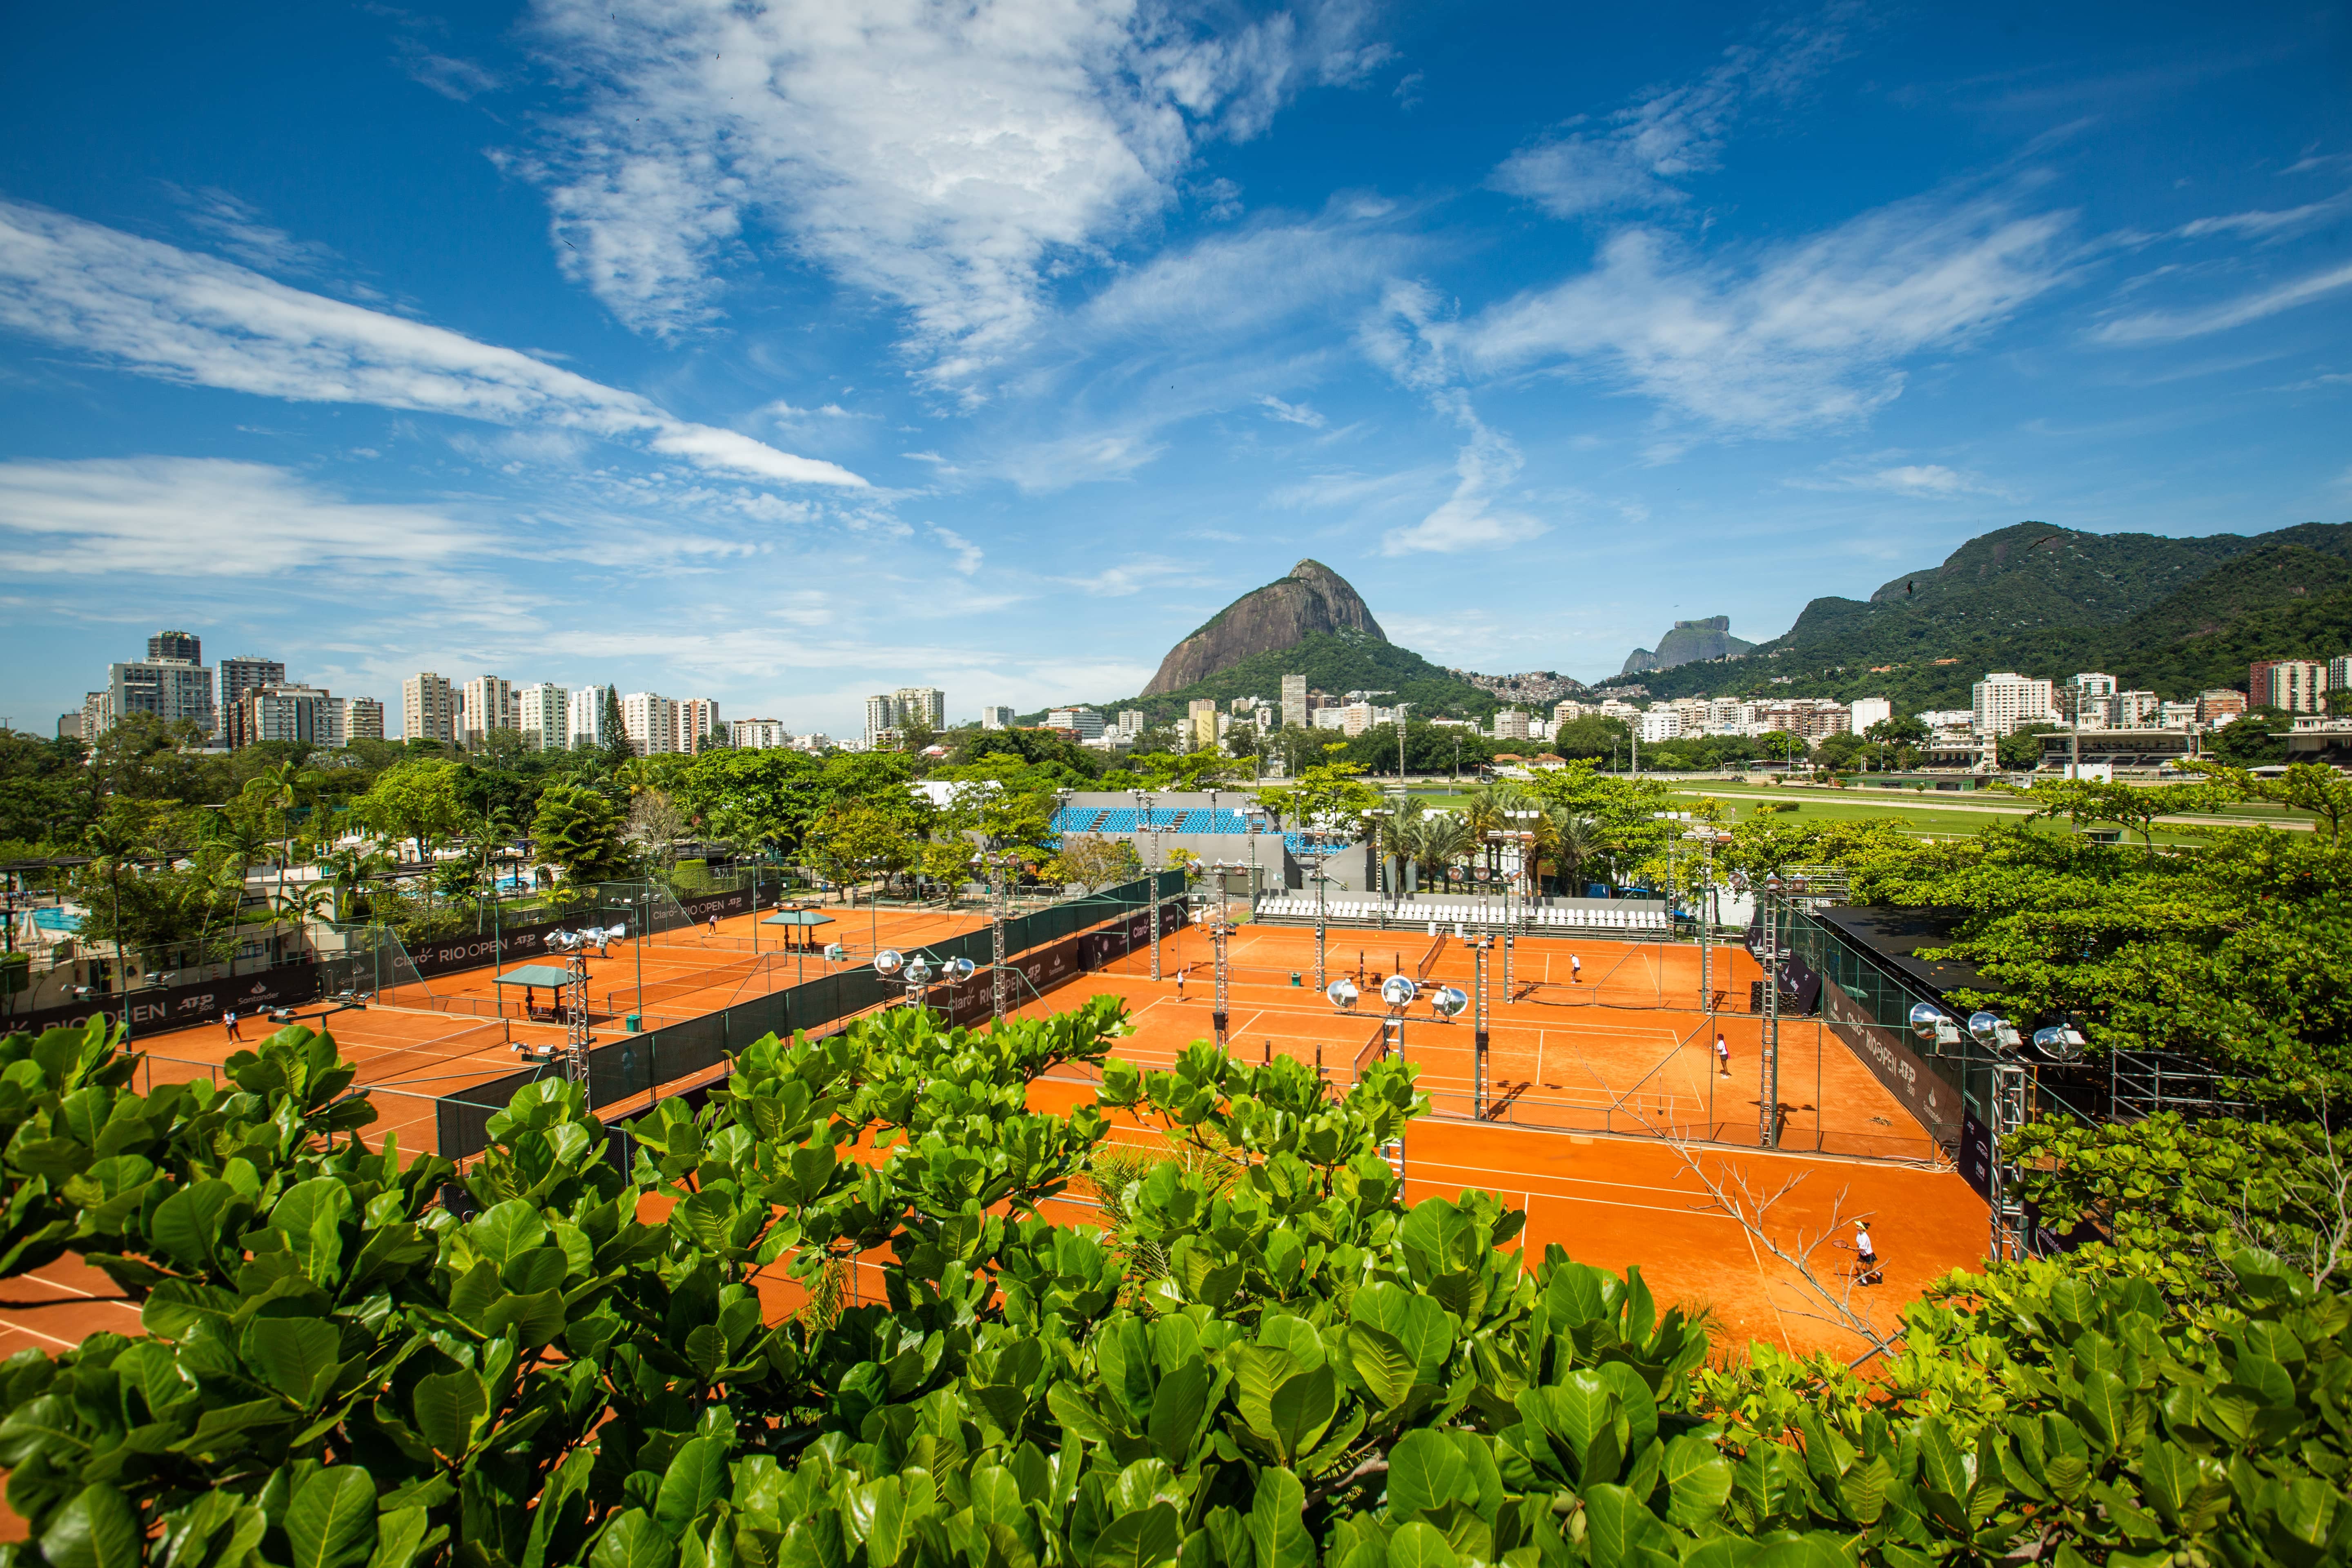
[
  {"x1": 4, "y1": 963, "x2": 322, "y2": 1040},
  {"x1": 1958, "y1": 1109, "x2": 1994, "y2": 1201},
  {"x1": 410, "y1": 920, "x2": 579, "y2": 979},
  {"x1": 1819, "y1": 982, "x2": 1962, "y2": 1154}
]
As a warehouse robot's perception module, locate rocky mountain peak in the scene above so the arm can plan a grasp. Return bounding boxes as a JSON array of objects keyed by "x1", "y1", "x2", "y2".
[{"x1": 1140, "y1": 560, "x2": 1386, "y2": 697}]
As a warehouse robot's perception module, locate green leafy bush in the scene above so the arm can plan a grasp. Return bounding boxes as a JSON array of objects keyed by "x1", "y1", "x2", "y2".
[{"x1": 0, "y1": 1009, "x2": 2345, "y2": 1566}]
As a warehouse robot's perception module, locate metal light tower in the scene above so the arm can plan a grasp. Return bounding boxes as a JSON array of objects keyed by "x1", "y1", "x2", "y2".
[
  {"x1": 1209, "y1": 912, "x2": 1232, "y2": 1049},
  {"x1": 985, "y1": 851, "x2": 1020, "y2": 1024},
  {"x1": 1759, "y1": 874, "x2": 1782, "y2": 1147},
  {"x1": 1131, "y1": 788, "x2": 1161, "y2": 982},
  {"x1": 1471, "y1": 934, "x2": 1492, "y2": 1119}
]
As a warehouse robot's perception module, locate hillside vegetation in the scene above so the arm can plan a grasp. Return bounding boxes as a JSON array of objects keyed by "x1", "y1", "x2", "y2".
[
  {"x1": 1090, "y1": 630, "x2": 1502, "y2": 724},
  {"x1": 1605, "y1": 520, "x2": 2352, "y2": 709}
]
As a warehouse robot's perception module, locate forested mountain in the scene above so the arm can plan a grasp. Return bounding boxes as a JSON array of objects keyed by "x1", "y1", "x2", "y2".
[
  {"x1": 1089, "y1": 629, "x2": 1501, "y2": 724},
  {"x1": 1602, "y1": 520, "x2": 2352, "y2": 710}
]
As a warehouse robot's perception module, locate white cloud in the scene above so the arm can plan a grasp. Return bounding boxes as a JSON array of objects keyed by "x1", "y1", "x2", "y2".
[
  {"x1": 2092, "y1": 261, "x2": 2352, "y2": 345},
  {"x1": 2174, "y1": 187, "x2": 2352, "y2": 243},
  {"x1": 1454, "y1": 192, "x2": 2075, "y2": 434},
  {"x1": 1257, "y1": 394, "x2": 1326, "y2": 427},
  {"x1": 1490, "y1": 8, "x2": 1851, "y2": 219},
  {"x1": 1379, "y1": 390, "x2": 1547, "y2": 556},
  {"x1": 0, "y1": 199, "x2": 866, "y2": 488},
  {"x1": 171, "y1": 187, "x2": 342, "y2": 277},
  {"x1": 1786, "y1": 461, "x2": 2010, "y2": 498},
  {"x1": 927, "y1": 523, "x2": 984, "y2": 575},
  {"x1": 0, "y1": 457, "x2": 494, "y2": 577},
  {"x1": 521, "y1": 0, "x2": 1384, "y2": 388}
]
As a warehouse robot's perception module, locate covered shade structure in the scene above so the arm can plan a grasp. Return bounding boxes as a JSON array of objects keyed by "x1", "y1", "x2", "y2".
[
  {"x1": 761, "y1": 908, "x2": 837, "y2": 952},
  {"x1": 494, "y1": 962, "x2": 580, "y2": 1020}
]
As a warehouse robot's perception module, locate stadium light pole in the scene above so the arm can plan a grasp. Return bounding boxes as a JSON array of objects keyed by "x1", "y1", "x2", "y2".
[
  {"x1": 1472, "y1": 934, "x2": 1492, "y2": 1119},
  {"x1": 1130, "y1": 788, "x2": 1161, "y2": 982}
]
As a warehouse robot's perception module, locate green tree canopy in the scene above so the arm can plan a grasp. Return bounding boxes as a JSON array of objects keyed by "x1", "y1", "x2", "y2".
[{"x1": 532, "y1": 782, "x2": 629, "y2": 884}]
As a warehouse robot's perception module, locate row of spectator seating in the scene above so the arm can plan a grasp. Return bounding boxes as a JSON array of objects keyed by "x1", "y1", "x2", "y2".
[{"x1": 1047, "y1": 808, "x2": 1261, "y2": 835}]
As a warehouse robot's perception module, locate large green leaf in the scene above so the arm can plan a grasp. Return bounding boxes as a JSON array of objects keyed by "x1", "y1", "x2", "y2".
[
  {"x1": 1386, "y1": 1429, "x2": 1468, "y2": 1523},
  {"x1": 38, "y1": 1483, "x2": 142, "y2": 1568},
  {"x1": 1146, "y1": 1358, "x2": 1209, "y2": 1465},
  {"x1": 1347, "y1": 1324, "x2": 1414, "y2": 1409},
  {"x1": 1383, "y1": 1523, "x2": 1457, "y2": 1568},
  {"x1": 267, "y1": 1177, "x2": 355, "y2": 1284},
  {"x1": 1263, "y1": 1365, "x2": 1339, "y2": 1465},
  {"x1": 242, "y1": 1316, "x2": 344, "y2": 1411},
  {"x1": 1247, "y1": 1469, "x2": 1312, "y2": 1568},
  {"x1": 655, "y1": 1437, "x2": 728, "y2": 1540},
  {"x1": 412, "y1": 1369, "x2": 487, "y2": 1459},
  {"x1": 148, "y1": 1179, "x2": 239, "y2": 1271},
  {"x1": 284, "y1": 1466, "x2": 379, "y2": 1568},
  {"x1": 469, "y1": 1198, "x2": 551, "y2": 1269},
  {"x1": 590, "y1": 1510, "x2": 679, "y2": 1568},
  {"x1": 1088, "y1": 1502, "x2": 1180, "y2": 1568}
]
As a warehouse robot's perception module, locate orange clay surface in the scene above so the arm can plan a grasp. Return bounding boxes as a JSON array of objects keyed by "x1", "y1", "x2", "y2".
[{"x1": 0, "y1": 909, "x2": 1982, "y2": 1455}]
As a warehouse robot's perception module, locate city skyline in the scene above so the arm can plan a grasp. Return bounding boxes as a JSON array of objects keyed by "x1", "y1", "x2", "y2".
[{"x1": 3, "y1": 2, "x2": 2348, "y2": 738}]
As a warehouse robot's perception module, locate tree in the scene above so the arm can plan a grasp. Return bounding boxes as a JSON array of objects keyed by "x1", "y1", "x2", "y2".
[
  {"x1": 624, "y1": 787, "x2": 689, "y2": 868},
  {"x1": 675, "y1": 747, "x2": 827, "y2": 856},
  {"x1": 532, "y1": 783, "x2": 629, "y2": 884},
  {"x1": 1754, "y1": 728, "x2": 1811, "y2": 761},
  {"x1": 242, "y1": 757, "x2": 325, "y2": 913},
  {"x1": 2190, "y1": 760, "x2": 2352, "y2": 842},
  {"x1": 1864, "y1": 712, "x2": 1932, "y2": 747},
  {"x1": 359, "y1": 759, "x2": 467, "y2": 863},
  {"x1": 599, "y1": 685, "x2": 633, "y2": 768},
  {"x1": 1996, "y1": 720, "x2": 2063, "y2": 771},
  {"x1": 1051, "y1": 833, "x2": 1141, "y2": 893},
  {"x1": 1813, "y1": 729, "x2": 1869, "y2": 772},
  {"x1": 803, "y1": 800, "x2": 916, "y2": 901},
  {"x1": 1253, "y1": 752, "x2": 1379, "y2": 841},
  {"x1": 2023, "y1": 777, "x2": 2219, "y2": 847},
  {"x1": 2208, "y1": 705, "x2": 2291, "y2": 766}
]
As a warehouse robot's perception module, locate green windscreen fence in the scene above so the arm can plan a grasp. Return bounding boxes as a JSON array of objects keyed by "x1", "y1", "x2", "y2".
[{"x1": 432, "y1": 872, "x2": 1183, "y2": 1162}]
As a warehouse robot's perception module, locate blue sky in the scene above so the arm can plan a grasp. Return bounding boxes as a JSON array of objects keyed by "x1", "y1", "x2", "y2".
[{"x1": 2, "y1": 1, "x2": 2348, "y2": 738}]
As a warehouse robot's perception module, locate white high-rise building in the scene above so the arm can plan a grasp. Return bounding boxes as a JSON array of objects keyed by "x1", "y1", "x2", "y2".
[
  {"x1": 621, "y1": 692, "x2": 677, "y2": 756},
  {"x1": 567, "y1": 686, "x2": 612, "y2": 751},
  {"x1": 864, "y1": 695, "x2": 896, "y2": 748},
  {"x1": 731, "y1": 718, "x2": 790, "y2": 749},
  {"x1": 341, "y1": 696, "x2": 385, "y2": 743},
  {"x1": 459, "y1": 676, "x2": 517, "y2": 746},
  {"x1": 517, "y1": 684, "x2": 568, "y2": 750},
  {"x1": 1637, "y1": 708, "x2": 1681, "y2": 743},
  {"x1": 1848, "y1": 697, "x2": 1892, "y2": 733},
  {"x1": 1116, "y1": 709, "x2": 1144, "y2": 739},
  {"x1": 1493, "y1": 708, "x2": 1532, "y2": 741},
  {"x1": 1971, "y1": 673, "x2": 2055, "y2": 737},
  {"x1": 893, "y1": 686, "x2": 945, "y2": 731},
  {"x1": 401, "y1": 673, "x2": 456, "y2": 744},
  {"x1": 2329, "y1": 655, "x2": 2352, "y2": 692},
  {"x1": 1047, "y1": 706, "x2": 1106, "y2": 740},
  {"x1": 1281, "y1": 674, "x2": 1308, "y2": 731},
  {"x1": 979, "y1": 705, "x2": 1016, "y2": 730},
  {"x1": 673, "y1": 697, "x2": 722, "y2": 754},
  {"x1": 236, "y1": 685, "x2": 342, "y2": 748},
  {"x1": 2114, "y1": 690, "x2": 2160, "y2": 727}
]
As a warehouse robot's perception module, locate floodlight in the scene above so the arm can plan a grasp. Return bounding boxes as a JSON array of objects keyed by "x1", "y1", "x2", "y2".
[
  {"x1": 1380, "y1": 974, "x2": 1419, "y2": 1008},
  {"x1": 1326, "y1": 977, "x2": 1360, "y2": 1011},
  {"x1": 904, "y1": 957, "x2": 933, "y2": 986},
  {"x1": 1432, "y1": 986, "x2": 1468, "y2": 1018},
  {"x1": 1908, "y1": 1002, "x2": 1946, "y2": 1042},
  {"x1": 873, "y1": 948, "x2": 905, "y2": 977},
  {"x1": 942, "y1": 957, "x2": 976, "y2": 983},
  {"x1": 1967, "y1": 1011, "x2": 2002, "y2": 1045},
  {"x1": 2032, "y1": 1024, "x2": 2087, "y2": 1062}
]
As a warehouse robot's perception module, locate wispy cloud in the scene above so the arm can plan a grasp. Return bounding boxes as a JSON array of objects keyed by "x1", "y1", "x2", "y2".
[
  {"x1": 1455, "y1": 190, "x2": 2076, "y2": 434},
  {"x1": 2174, "y1": 187, "x2": 2352, "y2": 243},
  {"x1": 519, "y1": 0, "x2": 1387, "y2": 388},
  {"x1": 0, "y1": 457, "x2": 494, "y2": 577},
  {"x1": 1256, "y1": 394, "x2": 1326, "y2": 427},
  {"x1": 1786, "y1": 461, "x2": 2012, "y2": 499},
  {"x1": 2093, "y1": 261, "x2": 2352, "y2": 344},
  {"x1": 1490, "y1": 6, "x2": 1853, "y2": 219},
  {"x1": 0, "y1": 199, "x2": 866, "y2": 488}
]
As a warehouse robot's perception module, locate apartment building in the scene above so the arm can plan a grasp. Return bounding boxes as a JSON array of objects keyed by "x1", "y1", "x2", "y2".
[
  {"x1": 515, "y1": 683, "x2": 568, "y2": 750},
  {"x1": 149, "y1": 630, "x2": 201, "y2": 664},
  {"x1": 567, "y1": 686, "x2": 613, "y2": 751},
  {"x1": 1186, "y1": 698, "x2": 1220, "y2": 748},
  {"x1": 1281, "y1": 674, "x2": 1308, "y2": 731},
  {"x1": 730, "y1": 718, "x2": 790, "y2": 749},
  {"x1": 1849, "y1": 697, "x2": 1893, "y2": 733},
  {"x1": 2197, "y1": 689, "x2": 2246, "y2": 726},
  {"x1": 218, "y1": 656, "x2": 286, "y2": 707},
  {"x1": 1047, "y1": 706, "x2": 1106, "y2": 740},
  {"x1": 863, "y1": 695, "x2": 896, "y2": 749},
  {"x1": 109, "y1": 655, "x2": 216, "y2": 735},
  {"x1": 673, "y1": 698, "x2": 722, "y2": 754},
  {"x1": 401, "y1": 673, "x2": 457, "y2": 744},
  {"x1": 2114, "y1": 690, "x2": 2160, "y2": 727},
  {"x1": 1117, "y1": 709, "x2": 1144, "y2": 740},
  {"x1": 1971, "y1": 673, "x2": 2055, "y2": 737},
  {"x1": 979, "y1": 705, "x2": 1016, "y2": 729},
  {"x1": 341, "y1": 697, "x2": 385, "y2": 743},
  {"x1": 893, "y1": 687, "x2": 946, "y2": 731},
  {"x1": 2265, "y1": 660, "x2": 2328, "y2": 714},
  {"x1": 234, "y1": 685, "x2": 343, "y2": 748},
  {"x1": 621, "y1": 693, "x2": 677, "y2": 756},
  {"x1": 458, "y1": 675, "x2": 517, "y2": 745},
  {"x1": 1637, "y1": 708, "x2": 1680, "y2": 743}
]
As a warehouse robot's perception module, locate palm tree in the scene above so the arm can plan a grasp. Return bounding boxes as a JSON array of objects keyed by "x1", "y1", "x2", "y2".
[
  {"x1": 243, "y1": 760, "x2": 324, "y2": 915},
  {"x1": 195, "y1": 807, "x2": 273, "y2": 973},
  {"x1": 1374, "y1": 797, "x2": 1427, "y2": 897},
  {"x1": 1410, "y1": 813, "x2": 1472, "y2": 891},
  {"x1": 317, "y1": 843, "x2": 394, "y2": 924},
  {"x1": 1546, "y1": 809, "x2": 1605, "y2": 896}
]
